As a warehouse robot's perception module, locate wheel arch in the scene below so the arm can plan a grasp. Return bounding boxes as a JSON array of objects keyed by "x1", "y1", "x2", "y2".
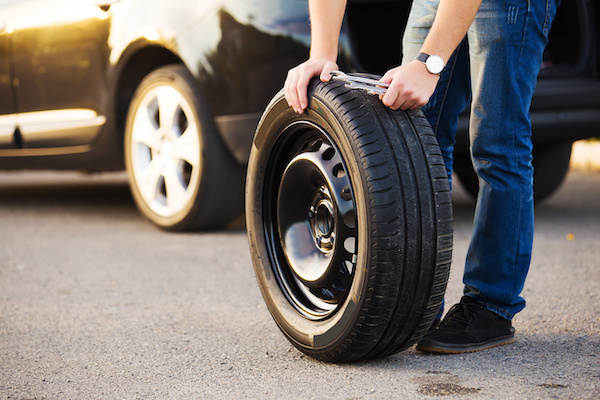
[{"x1": 113, "y1": 44, "x2": 183, "y2": 146}]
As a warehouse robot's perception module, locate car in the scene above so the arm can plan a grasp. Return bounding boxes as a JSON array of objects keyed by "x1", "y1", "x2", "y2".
[
  {"x1": 1, "y1": 0, "x2": 598, "y2": 231},
  {"x1": 0, "y1": 0, "x2": 313, "y2": 231}
]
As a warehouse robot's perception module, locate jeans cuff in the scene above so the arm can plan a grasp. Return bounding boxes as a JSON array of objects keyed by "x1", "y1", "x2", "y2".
[
  {"x1": 465, "y1": 294, "x2": 515, "y2": 320},
  {"x1": 481, "y1": 303, "x2": 514, "y2": 321}
]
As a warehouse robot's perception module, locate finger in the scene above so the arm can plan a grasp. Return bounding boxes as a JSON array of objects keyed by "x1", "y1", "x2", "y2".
[
  {"x1": 379, "y1": 70, "x2": 394, "y2": 84},
  {"x1": 284, "y1": 71, "x2": 299, "y2": 112},
  {"x1": 404, "y1": 95, "x2": 428, "y2": 111},
  {"x1": 289, "y1": 74, "x2": 303, "y2": 113},
  {"x1": 384, "y1": 90, "x2": 414, "y2": 111},
  {"x1": 399, "y1": 101, "x2": 416, "y2": 111},
  {"x1": 284, "y1": 73, "x2": 295, "y2": 111},
  {"x1": 408, "y1": 103, "x2": 421, "y2": 111},
  {"x1": 408, "y1": 100, "x2": 425, "y2": 111},
  {"x1": 381, "y1": 84, "x2": 400, "y2": 109},
  {"x1": 296, "y1": 74, "x2": 312, "y2": 113}
]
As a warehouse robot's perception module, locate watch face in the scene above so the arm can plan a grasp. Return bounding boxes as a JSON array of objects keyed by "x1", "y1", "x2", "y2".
[{"x1": 426, "y1": 55, "x2": 445, "y2": 74}]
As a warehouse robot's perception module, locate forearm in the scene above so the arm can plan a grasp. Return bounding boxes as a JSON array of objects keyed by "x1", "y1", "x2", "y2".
[
  {"x1": 308, "y1": 0, "x2": 347, "y2": 60},
  {"x1": 421, "y1": 0, "x2": 482, "y2": 62}
]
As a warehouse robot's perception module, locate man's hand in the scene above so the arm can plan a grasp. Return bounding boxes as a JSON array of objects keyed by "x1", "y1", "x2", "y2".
[
  {"x1": 284, "y1": 58, "x2": 339, "y2": 114},
  {"x1": 379, "y1": 60, "x2": 440, "y2": 111}
]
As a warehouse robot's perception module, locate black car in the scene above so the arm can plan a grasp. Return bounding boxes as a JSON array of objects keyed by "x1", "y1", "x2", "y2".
[{"x1": 1, "y1": 0, "x2": 598, "y2": 230}]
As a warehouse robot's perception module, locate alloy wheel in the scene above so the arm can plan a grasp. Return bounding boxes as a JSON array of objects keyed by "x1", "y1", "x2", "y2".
[{"x1": 129, "y1": 85, "x2": 201, "y2": 218}]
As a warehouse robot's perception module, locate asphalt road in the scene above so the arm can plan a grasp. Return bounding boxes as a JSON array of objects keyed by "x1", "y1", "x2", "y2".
[{"x1": 1, "y1": 169, "x2": 598, "y2": 399}]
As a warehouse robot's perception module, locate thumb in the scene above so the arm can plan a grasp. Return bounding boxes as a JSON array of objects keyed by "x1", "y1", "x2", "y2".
[
  {"x1": 320, "y1": 70, "x2": 333, "y2": 82},
  {"x1": 320, "y1": 62, "x2": 339, "y2": 82}
]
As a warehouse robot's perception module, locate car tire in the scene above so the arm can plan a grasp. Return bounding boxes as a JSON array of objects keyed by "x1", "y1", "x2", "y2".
[
  {"x1": 245, "y1": 78, "x2": 453, "y2": 363},
  {"x1": 531, "y1": 142, "x2": 572, "y2": 201},
  {"x1": 454, "y1": 142, "x2": 572, "y2": 203},
  {"x1": 124, "y1": 64, "x2": 245, "y2": 231}
]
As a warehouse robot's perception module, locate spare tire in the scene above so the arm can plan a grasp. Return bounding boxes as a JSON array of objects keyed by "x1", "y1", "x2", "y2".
[{"x1": 245, "y1": 77, "x2": 453, "y2": 363}]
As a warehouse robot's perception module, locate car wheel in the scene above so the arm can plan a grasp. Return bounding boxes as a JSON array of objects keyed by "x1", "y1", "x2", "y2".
[
  {"x1": 245, "y1": 78, "x2": 453, "y2": 363},
  {"x1": 531, "y1": 142, "x2": 572, "y2": 201},
  {"x1": 124, "y1": 64, "x2": 245, "y2": 231},
  {"x1": 454, "y1": 142, "x2": 572, "y2": 203}
]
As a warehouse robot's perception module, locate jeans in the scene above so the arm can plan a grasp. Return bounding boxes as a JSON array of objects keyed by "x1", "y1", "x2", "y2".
[{"x1": 402, "y1": 0, "x2": 560, "y2": 319}]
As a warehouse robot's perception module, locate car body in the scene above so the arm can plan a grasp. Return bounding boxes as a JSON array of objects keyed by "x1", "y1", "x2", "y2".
[
  {"x1": 0, "y1": 0, "x2": 312, "y2": 166},
  {"x1": 1, "y1": 0, "x2": 598, "y2": 230}
]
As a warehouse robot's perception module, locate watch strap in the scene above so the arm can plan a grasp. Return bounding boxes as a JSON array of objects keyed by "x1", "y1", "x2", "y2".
[{"x1": 415, "y1": 52, "x2": 429, "y2": 64}]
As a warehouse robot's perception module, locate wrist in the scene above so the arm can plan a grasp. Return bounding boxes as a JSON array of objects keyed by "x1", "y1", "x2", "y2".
[
  {"x1": 309, "y1": 42, "x2": 338, "y2": 61},
  {"x1": 309, "y1": 50, "x2": 337, "y2": 62},
  {"x1": 415, "y1": 52, "x2": 445, "y2": 75}
]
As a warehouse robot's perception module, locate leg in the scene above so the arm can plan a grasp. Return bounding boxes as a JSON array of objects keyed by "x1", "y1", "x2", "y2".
[
  {"x1": 464, "y1": 0, "x2": 561, "y2": 319},
  {"x1": 402, "y1": 0, "x2": 471, "y2": 322},
  {"x1": 417, "y1": 0, "x2": 561, "y2": 353}
]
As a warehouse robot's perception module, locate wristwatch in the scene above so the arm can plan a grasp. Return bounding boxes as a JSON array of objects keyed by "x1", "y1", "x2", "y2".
[{"x1": 415, "y1": 52, "x2": 445, "y2": 75}]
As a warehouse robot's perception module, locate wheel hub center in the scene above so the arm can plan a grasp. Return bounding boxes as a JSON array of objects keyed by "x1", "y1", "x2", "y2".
[
  {"x1": 309, "y1": 200, "x2": 335, "y2": 251},
  {"x1": 310, "y1": 196, "x2": 335, "y2": 251},
  {"x1": 161, "y1": 141, "x2": 171, "y2": 154}
]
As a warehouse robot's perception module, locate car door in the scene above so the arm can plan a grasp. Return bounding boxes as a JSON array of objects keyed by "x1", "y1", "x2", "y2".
[
  {"x1": 10, "y1": 0, "x2": 113, "y2": 148},
  {"x1": 0, "y1": 0, "x2": 16, "y2": 149}
]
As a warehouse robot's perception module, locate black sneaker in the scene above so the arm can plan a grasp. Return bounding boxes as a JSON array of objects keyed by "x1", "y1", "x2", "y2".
[{"x1": 416, "y1": 296, "x2": 515, "y2": 354}]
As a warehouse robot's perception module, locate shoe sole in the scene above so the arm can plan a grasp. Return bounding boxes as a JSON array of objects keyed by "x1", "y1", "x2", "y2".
[{"x1": 416, "y1": 334, "x2": 516, "y2": 354}]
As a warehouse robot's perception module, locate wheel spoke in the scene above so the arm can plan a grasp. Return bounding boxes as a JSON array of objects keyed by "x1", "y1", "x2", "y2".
[
  {"x1": 138, "y1": 157, "x2": 163, "y2": 203},
  {"x1": 163, "y1": 164, "x2": 189, "y2": 208},
  {"x1": 157, "y1": 87, "x2": 181, "y2": 132},
  {"x1": 132, "y1": 106, "x2": 162, "y2": 150},
  {"x1": 170, "y1": 125, "x2": 200, "y2": 167}
]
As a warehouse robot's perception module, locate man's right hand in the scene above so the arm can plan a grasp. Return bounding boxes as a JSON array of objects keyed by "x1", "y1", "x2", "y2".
[{"x1": 284, "y1": 58, "x2": 339, "y2": 114}]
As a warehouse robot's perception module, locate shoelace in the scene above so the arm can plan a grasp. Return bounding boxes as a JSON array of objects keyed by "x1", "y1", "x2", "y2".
[{"x1": 439, "y1": 300, "x2": 482, "y2": 329}]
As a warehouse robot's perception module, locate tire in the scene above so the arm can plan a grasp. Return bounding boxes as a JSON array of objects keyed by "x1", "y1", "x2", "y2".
[
  {"x1": 124, "y1": 64, "x2": 245, "y2": 231},
  {"x1": 532, "y1": 142, "x2": 572, "y2": 201},
  {"x1": 245, "y1": 78, "x2": 453, "y2": 363},
  {"x1": 455, "y1": 142, "x2": 572, "y2": 203},
  {"x1": 453, "y1": 153, "x2": 478, "y2": 200}
]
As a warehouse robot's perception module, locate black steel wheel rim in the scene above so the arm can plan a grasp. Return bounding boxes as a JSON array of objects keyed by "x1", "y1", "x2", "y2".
[{"x1": 263, "y1": 121, "x2": 358, "y2": 320}]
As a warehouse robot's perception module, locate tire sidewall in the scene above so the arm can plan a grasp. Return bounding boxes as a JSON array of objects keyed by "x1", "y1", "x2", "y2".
[{"x1": 246, "y1": 91, "x2": 372, "y2": 354}]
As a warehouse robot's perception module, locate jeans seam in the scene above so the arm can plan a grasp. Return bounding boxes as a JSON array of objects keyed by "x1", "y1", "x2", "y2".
[
  {"x1": 543, "y1": 0, "x2": 552, "y2": 35},
  {"x1": 508, "y1": 4, "x2": 532, "y2": 308}
]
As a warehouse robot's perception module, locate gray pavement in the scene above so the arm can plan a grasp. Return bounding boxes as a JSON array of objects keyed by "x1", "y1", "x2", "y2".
[{"x1": 0, "y1": 169, "x2": 598, "y2": 399}]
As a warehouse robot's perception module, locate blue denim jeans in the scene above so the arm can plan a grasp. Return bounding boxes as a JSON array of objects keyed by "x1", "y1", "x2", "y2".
[{"x1": 402, "y1": 0, "x2": 560, "y2": 319}]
